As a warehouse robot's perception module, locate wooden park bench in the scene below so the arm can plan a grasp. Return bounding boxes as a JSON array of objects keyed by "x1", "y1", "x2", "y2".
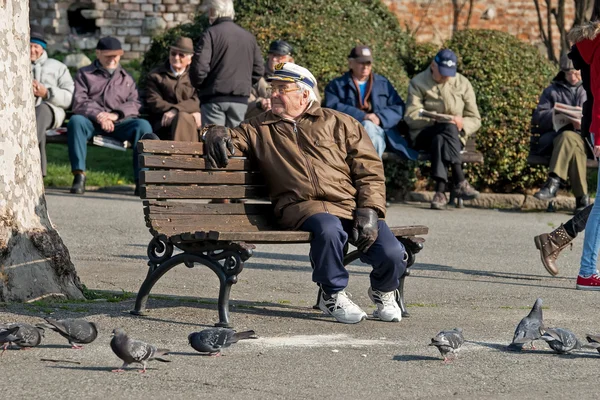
[{"x1": 130, "y1": 139, "x2": 429, "y2": 327}]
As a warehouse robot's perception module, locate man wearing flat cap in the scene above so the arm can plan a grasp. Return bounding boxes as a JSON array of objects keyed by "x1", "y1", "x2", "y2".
[
  {"x1": 405, "y1": 49, "x2": 481, "y2": 210},
  {"x1": 68, "y1": 36, "x2": 152, "y2": 195},
  {"x1": 202, "y1": 62, "x2": 407, "y2": 325},
  {"x1": 145, "y1": 37, "x2": 202, "y2": 141},
  {"x1": 324, "y1": 45, "x2": 412, "y2": 160},
  {"x1": 30, "y1": 25, "x2": 74, "y2": 177}
]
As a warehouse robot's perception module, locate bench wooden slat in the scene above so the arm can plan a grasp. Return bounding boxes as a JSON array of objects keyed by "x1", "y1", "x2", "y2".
[
  {"x1": 141, "y1": 155, "x2": 253, "y2": 171},
  {"x1": 139, "y1": 140, "x2": 204, "y2": 155},
  {"x1": 144, "y1": 201, "x2": 273, "y2": 215},
  {"x1": 141, "y1": 185, "x2": 267, "y2": 199},
  {"x1": 167, "y1": 225, "x2": 430, "y2": 244},
  {"x1": 147, "y1": 214, "x2": 277, "y2": 233},
  {"x1": 527, "y1": 154, "x2": 598, "y2": 168},
  {"x1": 141, "y1": 170, "x2": 264, "y2": 185}
]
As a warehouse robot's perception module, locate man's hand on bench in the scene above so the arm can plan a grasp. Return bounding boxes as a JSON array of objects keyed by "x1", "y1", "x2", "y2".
[{"x1": 202, "y1": 125, "x2": 235, "y2": 168}]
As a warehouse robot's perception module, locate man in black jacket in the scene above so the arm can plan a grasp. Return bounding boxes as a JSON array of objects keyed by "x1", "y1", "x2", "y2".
[{"x1": 190, "y1": 0, "x2": 264, "y2": 128}]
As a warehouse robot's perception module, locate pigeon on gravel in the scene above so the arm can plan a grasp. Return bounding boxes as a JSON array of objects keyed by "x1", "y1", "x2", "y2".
[
  {"x1": 540, "y1": 328, "x2": 586, "y2": 354},
  {"x1": 110, "y1": 328, "x2": 170, "y2": 373},
  {"x1": 188, "y1": 328, "x2": 256, "y2": 356},
  {"x1": 429, "y1": 328, "x2": 464, "y2": 362},
  {"x1": 0, "y1": 323, "x2": 44, "y2": 349},
  {"x1": 37, "y1": 318, "x2": 98, "y2": 349},
  {"x1": 508, "y1": 298, "x2": 545, "y2": 350},
  {"x1": 584, "y1": 334, "x2": 600, "y2": 354},
  {"x1": 0, "y1": 326, "x2": 20, "y2": 355}
]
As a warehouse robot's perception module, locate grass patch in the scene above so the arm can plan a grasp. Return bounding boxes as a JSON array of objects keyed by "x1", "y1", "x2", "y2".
[
  {"x1": 44, "y1": 144, "x2": 134, "y2": 187},
  {"x1": 407, "y1": 303, "x2": 438, "y2": 308}
]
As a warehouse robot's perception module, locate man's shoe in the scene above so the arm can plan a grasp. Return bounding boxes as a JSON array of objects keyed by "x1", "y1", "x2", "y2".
[
  {"x1": 533, "y1": 224, "x2": 573, "y2": 276},
  {"x1": 318, "y1": 290, "x2": 367, "y2": 324},
  {"x1": 453, "y1": 180, "x2": 480, "y2": 200},
  {"x1": 576, "y1": 273, "x2": 600, "y2": 290},
  {"x1": 368, "y1": 287, "x2": 402, "y2": 322},
  {"x1": 430, "y1": 192, "x2": 447, "y2": 210},
  {"x1": 576, "y1": 195, "x2": 590, "y2": 213},
  {"x1": 70, "y1": 174, "x2": 86, "y2": 194},
  {"x1": 533, "y1": 176, "x2": 560, "y2": 200}
]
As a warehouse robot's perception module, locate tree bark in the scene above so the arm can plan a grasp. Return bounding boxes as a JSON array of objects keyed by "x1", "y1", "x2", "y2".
[{"x1": 0, "y1": 0, "x2": 83, "y2": 301}]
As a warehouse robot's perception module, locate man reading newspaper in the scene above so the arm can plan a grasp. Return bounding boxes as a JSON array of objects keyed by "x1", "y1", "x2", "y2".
[{"x1": 530, "y1": 54, "x2": 589, "y2": 211}]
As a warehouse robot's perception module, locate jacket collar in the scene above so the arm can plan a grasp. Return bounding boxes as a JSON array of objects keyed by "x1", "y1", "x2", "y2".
[
  {"x1": 212, "y1": 17, "x2": 233, "y2": 26},
  {"x1": 158, "y1": 60, "x2": 188, "y2": 78},
  {"x1": 261, "y1": 101, "x2": 324, "y2": 125},
  {"x1": 32, "y1": 50, "x2": 48, "y2": 66}
]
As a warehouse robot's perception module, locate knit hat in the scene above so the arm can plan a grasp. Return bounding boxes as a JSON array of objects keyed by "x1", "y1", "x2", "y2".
[{"x1": 30, "y1": 25, "x2": 47, "y2": 49}]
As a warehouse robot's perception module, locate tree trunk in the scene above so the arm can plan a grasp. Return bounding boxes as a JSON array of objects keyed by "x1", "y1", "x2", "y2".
[{"x1": 0, "y1": 0, "x2": 84, "y2": 301}]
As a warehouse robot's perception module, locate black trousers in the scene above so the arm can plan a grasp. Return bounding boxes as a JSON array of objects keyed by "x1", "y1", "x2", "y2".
[
  {"x1": 36, "y1": 103, "x2": 54, "y2": 177},
  {"x1": 565, "y1": 204, "x2": 593, "y2": 238},
  {"x1": 414, "y1": 123, "x2": 462, "y2": 182}
]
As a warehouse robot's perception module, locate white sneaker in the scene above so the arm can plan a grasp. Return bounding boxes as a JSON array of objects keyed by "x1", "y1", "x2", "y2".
[
  {"x1": 318, "y1": 290, "x2": 367, "y2": 324},
  {"x1": 368, "y1": 287, "x2": 402, "y2": 322}
]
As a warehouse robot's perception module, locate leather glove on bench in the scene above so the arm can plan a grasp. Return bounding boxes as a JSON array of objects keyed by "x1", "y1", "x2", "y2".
[
  {"x1": 351, "y1": 207, "x2": 379, "y2": 253},
  {"x1": 202, "y1": 124, "x2": 235, "y2": 168}
]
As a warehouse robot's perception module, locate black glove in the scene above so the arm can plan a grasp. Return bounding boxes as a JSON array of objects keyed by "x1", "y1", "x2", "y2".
[
  {"x1": 202, "y1": 124, "x2": 235, "y2": 168},
  {"x1": 351, "y1": 207, "x2": 379, "y2": 253}
]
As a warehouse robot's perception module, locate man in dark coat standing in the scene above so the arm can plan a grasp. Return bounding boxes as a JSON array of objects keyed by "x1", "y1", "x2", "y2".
[{"x1": 190, "y1": 0, "x2": 264, "y2": 128}]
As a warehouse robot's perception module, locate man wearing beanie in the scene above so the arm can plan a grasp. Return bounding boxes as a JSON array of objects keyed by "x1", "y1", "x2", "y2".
[
  {"x1": 30, "y1": 25, "x2": 74, "y2": 177},
  {"x1": 69, "y1": 36, "x2": 152, "y2": 195}
]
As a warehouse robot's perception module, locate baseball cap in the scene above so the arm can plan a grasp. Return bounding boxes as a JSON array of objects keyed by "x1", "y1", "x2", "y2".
[
  {"x1": 267, "y1": 62, "x2": 317, "y2": 89},
  {"x1": 348, "y1": 45, "x2": 373, "y2": 63},
  {"x1": 96, "y1": 37, "x2": 124, "y2": 56},
  {"x1": 268, "y1": 40, "x2": 293, "y2": 56},
  {"x1": 434, "y1": 49, "x2": 458, "y2": 77}
]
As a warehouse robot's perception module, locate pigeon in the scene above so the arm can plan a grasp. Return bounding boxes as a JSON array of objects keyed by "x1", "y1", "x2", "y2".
[
  {"x1": 584, "y1": 334, "x2": 600, "y2": 354},
  {"x1": 188, "y1": 328, "x2": 256, "y2": 356},
  {"x1": 429, "y1": 328, "x2": 464, "y2": 362},
  {"x1": 0, "y1": 323, "x2": 44, "y2": 349},
  {"x1": 110, "y1": 328, "x2": 170, "y2": 373},
  {"x1": 0, "y1": 326, "x2": 20, "y2": 355},
  {"x1": 37, "y1": 318, "x2": 98, "y2": 349},
  {"x1": 509, "y1": 298, "x2": 545, "y2": 350},
  {"x1": 540, "y1": 328, "x2": 586, "y2": 354}
]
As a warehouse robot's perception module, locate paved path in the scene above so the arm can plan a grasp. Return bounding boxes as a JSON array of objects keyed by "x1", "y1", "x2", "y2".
[{"x1": 2, "y1": 189, "x2": 599, "y2": 399}]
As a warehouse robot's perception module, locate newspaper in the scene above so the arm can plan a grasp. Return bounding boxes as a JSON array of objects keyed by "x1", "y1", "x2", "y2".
[
  {"x1": 45, "y1": 127, "x2": 67, "y2": 137},
  {"x1": 418, "y1": 109, "x2": 454, "y2": 122},
  {"x1": 552, "y1": 102, "x2": 582, "y2": 132},
  {"x1": 92, "y1": 135, "x2": 128, "y2": 151}
]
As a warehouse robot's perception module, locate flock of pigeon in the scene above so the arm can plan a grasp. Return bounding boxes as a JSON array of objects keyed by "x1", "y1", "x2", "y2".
[
  {"x1": 430, "y1": 298, "x2": 600, "y2": 362},
  {"x1": 0, "y1": 317, "x2": 255, "y2": 373}
]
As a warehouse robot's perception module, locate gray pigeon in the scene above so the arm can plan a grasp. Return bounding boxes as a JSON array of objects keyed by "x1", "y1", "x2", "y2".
[
  {"x1": 37, "y1": 317, "x2": 98, "y2": 349},
  {"x1": 584, "y1": 334, "x2": 600, "y2": 354},
  {"x1": 0, "y1": 323, "x2": 44, "y2": 349},
  {"x1": 429, "y1": 328, "x2": 464, "y2": 362},
  {"x1": 0, "y1": 326, "x2": 20, "y2": 355},
  {"x1": 509, "y1": 298, "x2": 545, "y2": 350},
  {"x1": 540, "y1": 328, "x2": 585, "y2": 354},
  {"x1": 110, "y1": 328, "x2": 170, "y2": 373},
  {"x1": 188, "y1": 328, "x2": 256, "y2": 356}
]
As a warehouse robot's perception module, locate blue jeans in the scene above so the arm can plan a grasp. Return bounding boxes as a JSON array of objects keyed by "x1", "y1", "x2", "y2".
[
  {"x1": 361, "y1": 120, "x2": 386, "y2": 157},
  {"x1": 300, "y1": 213, "x2": 407, "y2": 294},
  {"x1": 580, "y1": 167, "x2": 600, "y2": 276},
  {"x1": 67, "y1": 115, "x2": 152, "y2": 181}
]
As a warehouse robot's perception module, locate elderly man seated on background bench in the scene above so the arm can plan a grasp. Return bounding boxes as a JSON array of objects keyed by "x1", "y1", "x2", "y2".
[
  {"x1": 202, "y1": 62, "x2": 407, "y2": 325},
  {"x1": 68, "y1": 36, "x2": 152, "y2": 195},
  {"x1": 145, "y1": 37, "x2": 201, "y2": 142}
]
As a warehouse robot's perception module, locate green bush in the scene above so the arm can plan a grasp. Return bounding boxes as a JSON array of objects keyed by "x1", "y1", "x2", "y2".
[
  {"x1": 140, "y1": 0, "x2": 412, "y2": 95},
  {"x1": 445, "y1": 30, "x2": 556, "y2": 192}
]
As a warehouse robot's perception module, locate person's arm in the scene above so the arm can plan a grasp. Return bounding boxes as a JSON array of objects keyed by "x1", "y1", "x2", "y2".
[
  {"x1": 145, "y1": 73, "x2": 177, "y2": 114},
  {"x1": 323, "y1": 81, "x2": 367, "y2": 122},
  {"x1": 190, "y1": 30, "x2": 212, "y2": 89},
  {"x1": 112, "y1": 75, "x2": 142, "y2": 119},
  {"x1": 375, "y1": 80, "x2": 405, "y2": 129},
  {"x1": 230, "y1": 122, "x2": 252, "y2": 155},
  {"x1": 460, "y1": 79, "x2": 481, "y2": 137},
  {"x1": 251, "y1": 39, "x2": 265, "y2": 85},
  {"x1": 46, "y1": 63, "x2": 74, "y2": 110},
  {"x1": 345, "y1": 118, "x2": 386, "y2": 218},
  {"x1": 403, "y1": 78, "x2": 431, "y2": 130},
  {"x1": 531, "y1": 87, "x2": 555, "y2": 133},
  {"x1": 71, "y1": 70, "x2": 106, "y2": 122}
]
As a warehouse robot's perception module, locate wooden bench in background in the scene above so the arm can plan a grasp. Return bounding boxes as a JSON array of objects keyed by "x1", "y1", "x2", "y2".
[{"x1": 130, "y1": 139, "x2": 429, "y2": 327}]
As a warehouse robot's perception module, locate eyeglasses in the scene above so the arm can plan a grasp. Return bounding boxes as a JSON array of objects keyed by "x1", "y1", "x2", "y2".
[
  {"x1": 170, "y1": 51, "x2": 190, "y2": 58},
  {"x1": 267, "y1": 85, "x2": 301, "y2": 95}
]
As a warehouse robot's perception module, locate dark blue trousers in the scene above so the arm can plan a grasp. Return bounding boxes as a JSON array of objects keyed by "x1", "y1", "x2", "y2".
[{"x1": 300, "y1": 213, "x2": 407, "y2": 295}]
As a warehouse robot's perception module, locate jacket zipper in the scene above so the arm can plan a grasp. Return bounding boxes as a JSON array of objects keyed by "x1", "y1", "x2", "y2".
[{"x1": 292, "y1": 121, "x2": 321, "y2": 200}]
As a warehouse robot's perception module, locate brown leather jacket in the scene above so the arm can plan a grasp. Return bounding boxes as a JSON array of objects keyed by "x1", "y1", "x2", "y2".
[{"x1": 231, "y1": 102, "x2": 386, "y2": 229}]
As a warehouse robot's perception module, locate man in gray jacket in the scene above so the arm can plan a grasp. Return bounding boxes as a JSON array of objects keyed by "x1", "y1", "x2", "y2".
[
  {"x1": 68, "y1": 36, "x2": 152, "y2": 195},
  {"x1": 30, "y1": 26, "x2": 74, "y2": 177},
  {"x1": 190, "y1": 0, "x2": 264, "y2": 128}
]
